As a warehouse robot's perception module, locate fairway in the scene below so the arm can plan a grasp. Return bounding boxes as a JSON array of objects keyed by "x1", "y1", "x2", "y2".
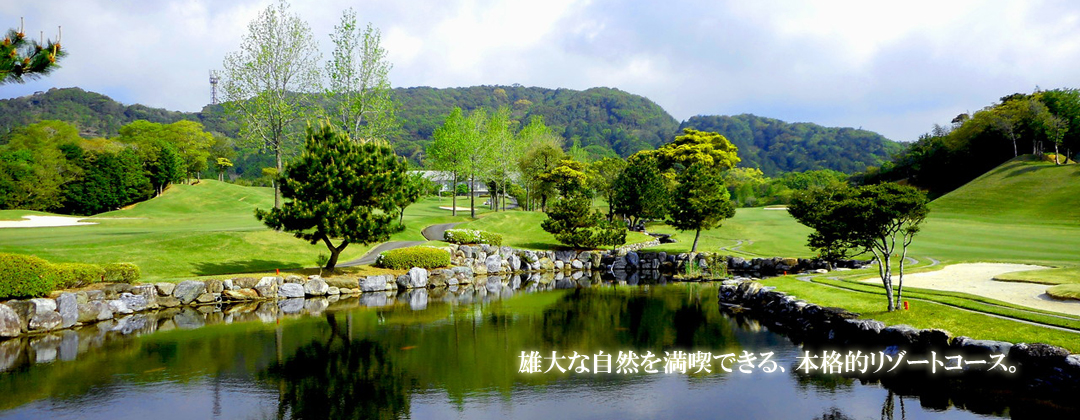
[{"x1": 0, "y1": 181, "x2": 489, "y2": 281}]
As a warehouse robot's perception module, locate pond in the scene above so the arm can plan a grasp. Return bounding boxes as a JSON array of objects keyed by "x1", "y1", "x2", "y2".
[{"x1": 0, "y1": 282, "x2": 1073, "y2": 419}]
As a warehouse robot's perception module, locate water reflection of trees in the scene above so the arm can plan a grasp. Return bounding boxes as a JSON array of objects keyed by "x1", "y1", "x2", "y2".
[{"x1": 265, "y1": 313, "x2": 417, "y2": 420}]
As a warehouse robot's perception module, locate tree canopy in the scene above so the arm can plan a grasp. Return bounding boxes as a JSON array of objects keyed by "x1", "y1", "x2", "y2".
[
  {"x1": 788, "y1": 183, "x2": 929, "y2": 311},
  {"x1": 1, "y1": 20, "x2": 66, "y2": 85},
  {"x1": 256, "y1": 123, "x2": 409, "y2": 270}
]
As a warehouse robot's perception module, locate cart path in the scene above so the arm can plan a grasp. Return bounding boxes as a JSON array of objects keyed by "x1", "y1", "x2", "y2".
[{"x1": 338, "y1": 222, "x2": 461, "y2": 267}]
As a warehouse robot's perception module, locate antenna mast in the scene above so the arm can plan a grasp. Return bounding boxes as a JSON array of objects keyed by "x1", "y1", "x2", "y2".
[{"x1": 209, "y1": 70, "x2": 220, "y2": 105}]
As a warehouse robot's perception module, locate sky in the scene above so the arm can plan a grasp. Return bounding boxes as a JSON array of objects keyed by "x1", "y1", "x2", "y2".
[{"x1": 3, "y1": 0, "x2": 1080, "y2": 142}]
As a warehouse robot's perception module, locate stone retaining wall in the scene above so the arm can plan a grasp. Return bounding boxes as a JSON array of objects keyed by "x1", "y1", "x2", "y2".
[{"x1": 717, "y1": 279, "x2": 1080, "y2": 395}]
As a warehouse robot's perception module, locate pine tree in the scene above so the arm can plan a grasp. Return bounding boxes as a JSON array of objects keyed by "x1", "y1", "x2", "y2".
[
  {"x1": 666, "y1": 163, "x2": 736, "y2": 252},
  {"x1": 256, "y1": 122, "x2": 408, "y2": 270},
  {"x1": 1, "y1": 19, "x2": 66, "y2": 84}
]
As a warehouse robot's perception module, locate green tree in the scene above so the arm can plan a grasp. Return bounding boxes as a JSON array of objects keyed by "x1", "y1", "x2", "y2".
[
  {"x1": 394, "y1": 171, "x2": 426, "y2": 224},
  {"x1": 539, "y1": 159, "x2": 589, "y2": 198},
  {"x1": 61, "y1": 146, "x2": 152, "y2": 215},
  {"x1": 666, "y1": 163, "x2": 736, "y2": 252},
  {"x1": 788, "y1": 183, "x2": 929, "y2": 311},
  {"x1": 587, "y1": 157, "x2": 627, "y2": 220},
  {"x1": 517, "y1": 116, "x2": 565, "y2": 211},
  {"x1": 215, "y1": 157, "x2": 234, "y2": 182},
  {"x1": 163, "y1": 121, "x2": 215, "y2": 181},
  {"x1": 425, "y1": 108, "x2": 469, "y2": 215},
  {"x1": 650, "y1": 128, "x2": 740, "y2": 172},
  {"x1": 0, "y1": 121, "x2": 81, "y2": 210},
  {"x1": 325, "y1": 8, "x2": 397, "y2": 141},
  {"x1": 256, "y1": 123, "x2": 408, "y2": 271},
  {"x1": 541, "y1": 195, "x2": 626, "y2": 250},
  {"x1": 1, "y1": 19, "x2": 66, "y2": 84},
  {"x1": 222, "y1": 0, "x2": 321, "y2": 209},
  {"x1": 612, "y1": 153, "x2": 668, "y2": 229}
]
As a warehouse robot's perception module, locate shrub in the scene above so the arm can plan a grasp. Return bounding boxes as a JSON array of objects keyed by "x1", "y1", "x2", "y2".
[
  {"x1": 0, "y1": 253, "x2": 57, "y2": 299},
  {"x1": 51, "y1": 263, "x2": 106, "y2": 289},
  {"x1": 443, "y1": 228, "x2": 503, "y2": 246},
  {"x1": 376, "y1": 246, "x2": 450, "y2": 270},
  {"x1": 103, "y1": 262, "x2": 141, "y2": 283}
]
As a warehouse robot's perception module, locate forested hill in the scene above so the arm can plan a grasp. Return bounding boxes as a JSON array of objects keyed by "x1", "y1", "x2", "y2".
[
  {"x1": 0, "y1": 86, "x2": 678, "y2": 161},
  {"x1": 2, "y1": 87, "x2": 903, "y2": 171},
  {"x1": 0, "y1": 87, "x2": 194, "y2": 138},
  {"x1": 681, "y1": 114, "x2": 904, "y2": 175},
  {"x1": 391, "y1": 86, "x2": 679, "y2": 160}
]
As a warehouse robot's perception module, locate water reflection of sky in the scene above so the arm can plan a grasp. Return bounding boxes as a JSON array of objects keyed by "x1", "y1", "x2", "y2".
[{"x1": 0, "y1": 285, "x2": 1033, "y2": 419}]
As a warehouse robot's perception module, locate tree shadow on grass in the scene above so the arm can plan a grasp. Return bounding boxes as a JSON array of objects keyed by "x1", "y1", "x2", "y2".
[
  {"x1": 515, "y1": 241, "x2": 564, "y2": 251},
  {"x1": 192, "y1": 259, "x2": 305, "y2": 276}
]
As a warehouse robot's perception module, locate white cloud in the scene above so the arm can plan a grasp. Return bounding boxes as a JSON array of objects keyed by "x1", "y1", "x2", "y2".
[{"x1": 4, "y1": 0, "x2": 1080, "y2": 142}]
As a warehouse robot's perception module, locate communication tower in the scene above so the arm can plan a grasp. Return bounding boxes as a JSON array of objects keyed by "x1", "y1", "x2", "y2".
[{"x1": 209, "y1": 70, "x2": 220, "y2": 105}]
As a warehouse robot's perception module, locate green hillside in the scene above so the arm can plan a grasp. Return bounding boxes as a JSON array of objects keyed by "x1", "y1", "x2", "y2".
[
  {"x1": 929, "y1": 155, "x2": 1080, "y2": 225},
  {"x1": 681, "y1": 114, "x2": 904, "y2": 175}
]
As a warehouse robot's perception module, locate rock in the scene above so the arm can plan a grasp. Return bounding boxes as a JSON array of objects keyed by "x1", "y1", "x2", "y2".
[
  {"x1": 56, "y1": 293, "x2": 78, "y2": 328},
  {"x1": 571, "y1": 260, "x2": 584, "y2": 270},
  {"x1": 107, "y1": 299, "x2": 133, "y2": 315},
  {"x1": 195, "y1": 293, "x2": 217, "y2": 304},
  {"x1": 324, "y1": 278, "x2": 357, "y2": 289},
  {"x1": 173, "y1": 280, "x2": 207, "y2": 305},
  {"x1": 223, "y1": 289, "x2": 260, "y2": 301},
  {"x1": 327, "y1": 286, "x2": 340, "y2": 295},
  {"x1": 1, "y1": 301, "x2": 32, "y2": 332},
  {"x1": 28, "y1": 310, "x2": 62, "y2": 331},
  {"x1": 917, "y1": 329, "x2": 952, "y2": 349},
  {"x1": 359, "y1": 275, "x2": 392, "y2": 292},
  {"x1": 485, "y1": 255, "x2": 503, "y2": 274},
  {"x1": 85, "y1": 290, "x2": 105, "y2": 302},
  {"x1": 0, "y1": 304, "x2": 20, "y2": 337},
  {"x1": 279, "y1": 283, "x2": 305, "y2": 298},
  {"x1": 77, "y1": 301, "x2": 113, "y2": 323},
  {"x1": 625, "y1": 251, "x2": 640, "y2": 268},
  {"x1": 508, "y1": 255, "x2": 522, "y2": 272},
  {"x1": 952, "y1": 336, "x2": 1014, "y2": 355},
  {"x1": 205, "y1": 279, "x2": 224, "y2": 294},
  {"x1": 303, "y1": 278, "x2": 329, "y2": 296},
  {"x1": 257, "y1": 277, "x2": 281, "y2": 288},
  {"x1": 157, "y1": 296, "x2": 181, "y2": 308},
  {"x1": 472, "y1": 261, "x2": 488, "y2": 275},
  {"x1": 222, "y1": 279, "x2": 235, "y2": 290},
  {"x1": 233, "y1": 277, "x2": 260, "y2": 288},
  {"x1": 29, "y1": 298, "x2": 57, "y2": 315},
  {"x1": 284, "y1": 275, "x2": 304, "y2": 284},
  {"x1": 880, "y1": 324, "x2": 920, "y2": 346},
  {"x1": 554, "y1": 260, "x2": 564, "y2": 271},
  {"x1": 1008, "y1": 342, "x2": 1070, "y2": 364},
  {"x1": 119, "y1": 292, "x2": 149, "y2": 312},
  {"x1": 255, "y1": 283, "x2": 278, "y2": 298},
  {"x1": 155, "y1": 282, "x2": 176, "y2": 296},
  {"x1": 132, "y1": 285, "x2": 159, "y2": 309}
]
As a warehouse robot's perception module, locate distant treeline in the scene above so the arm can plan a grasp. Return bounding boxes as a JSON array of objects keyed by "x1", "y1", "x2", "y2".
[
  {"x1": 1, "y1": 86, "x2": 903, "y2": 176},
  {"x1": 861, "y1": 89, "x2": 1080, "y2": 197}
]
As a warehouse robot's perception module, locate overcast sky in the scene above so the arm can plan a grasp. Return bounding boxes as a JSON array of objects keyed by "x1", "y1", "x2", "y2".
[{"x1": 3, "y1": 0, "x2": 1080, "y2": 142}]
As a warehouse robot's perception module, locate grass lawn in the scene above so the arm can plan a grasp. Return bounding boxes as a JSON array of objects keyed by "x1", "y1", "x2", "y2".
[
  {"x1": 994, "y1": 267, "x2": 1080, "y2": 285},
  {"x1": 760, "y1": 276, "x2": 1080, "y2": 352},
  {"x1": 0, "y1": 181, "x2": 489, "y2": 281},
  {"x1": 454, "y1": 210, "x2": 654, "y2": 250}
]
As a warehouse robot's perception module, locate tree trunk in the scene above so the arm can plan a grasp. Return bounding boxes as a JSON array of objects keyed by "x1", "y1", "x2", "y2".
[
  {"x1": 452, "y1": 173, "x2": 458, "y2": 216},
  {"x1": 691, "y1": 228, "x2": 701, "y2": 253},
  {"x1": 321, "y1": 236, "x2": 349, "y2": 272},
  {"x1": 274, "y1": 147, "x2": 283, "y2": 209},
  {"x1": 470, "y1": 175, "x2": 476, "y2": 219},
  {"x1": 1011, "y1": 135, "x2": 1018, "y2": 157},
  {"x1": 1055, "y1": 143, "x2": 1061, "y2": 165},
  {"x1": 896, "y1": 246, "x2": 908, "y2": 310}
]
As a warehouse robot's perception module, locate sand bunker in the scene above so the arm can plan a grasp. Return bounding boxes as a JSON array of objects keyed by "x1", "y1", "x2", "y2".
[
  {"x1": 863, "y1": 263, "x2": 1080, "y2": 316},
  {"x1": 0, "y1": 215, "x2": 97, "y2": 228},
  {"x1": 438, "y1": 206, "x2": 474, "y2": 211}
]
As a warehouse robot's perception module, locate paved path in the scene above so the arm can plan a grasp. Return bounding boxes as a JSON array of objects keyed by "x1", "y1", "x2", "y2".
[{"x1": 338, "y1": 222, "x2": 462, "y2": 268}]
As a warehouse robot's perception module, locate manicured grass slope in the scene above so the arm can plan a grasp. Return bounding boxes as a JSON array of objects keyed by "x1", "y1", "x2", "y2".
[{"x1": 0, "y1": 181, "x2": 483, "y2": 281}]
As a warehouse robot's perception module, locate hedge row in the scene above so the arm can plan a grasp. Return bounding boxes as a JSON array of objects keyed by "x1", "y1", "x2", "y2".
[
  {"x1": 443, "y1": 229, "x2": 503, "y2": 246},
  {"x1": 376, "y1": 246, "x2": 451, "y2": 270},
  {"x1": 0, "y1": 252, "x2": 141, "y2": 299}
]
